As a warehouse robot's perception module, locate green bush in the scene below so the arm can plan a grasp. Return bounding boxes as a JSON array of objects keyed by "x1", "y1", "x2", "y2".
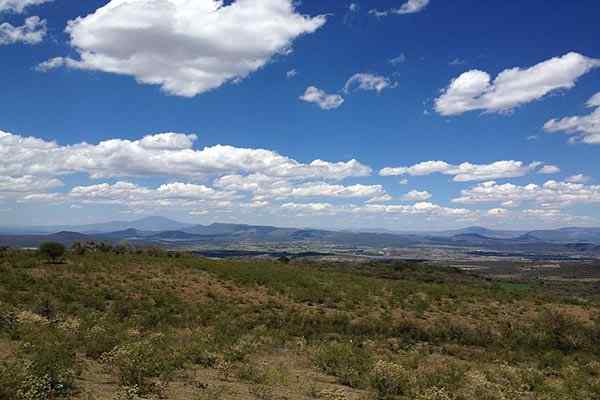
[
  {"x1": 11, "y1": 329, "x2": 78, "y2": 399},
  {"x1": 371, "y1": 360, "x2": 416, "y2": 398},
  {"x1": 314, "y1": 341, "x2": 373, "y2": 388},
  {"x1": 38, "y1": 242, "x2": 66, "y2": 263},
  {"x1": 101, "y1": 335, "x2": 182, "y2": 394}
]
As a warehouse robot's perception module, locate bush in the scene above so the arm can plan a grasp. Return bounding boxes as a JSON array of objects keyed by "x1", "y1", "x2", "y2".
[
  {"x1": 314, "y1": 341, "x2": 372, "y2": 388},
  {"x1": 39, "y1": 242, "x2": 66, "y2": 263},
  {"x1": 371, "y1": 360, "x2": 416, "y2": 398},
  {"x1": 11, "y1": 330, "x2": 78, "y2": 399},
  {"x1": 101, "y1": 335, "x2": 181, "y2": 394},
  {"x1": 70, "y1": 242, "x2": 86, "y2": 255}
]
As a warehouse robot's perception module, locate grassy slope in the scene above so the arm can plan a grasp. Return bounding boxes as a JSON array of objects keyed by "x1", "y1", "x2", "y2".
[{"x1": 1, "y1": 250, "x2": 600, "y2": 399}]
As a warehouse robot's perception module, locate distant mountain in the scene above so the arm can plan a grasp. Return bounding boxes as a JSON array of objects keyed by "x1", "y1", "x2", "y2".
[
  {"x1": 0, "y1": 231, "x2": 90, "y2": 247},
  {"x1": 526, "y1": 228, "x2": 600, "y2": 243},
  {"x1": 1, "y1": 220, "x2": 600, "y2": 252},
  {"x1": 433, "y1": 226, "x2": 527, "y2": 239},
  {"x1": 0, "y1": 216, "x2": 194, "y2": 235}
]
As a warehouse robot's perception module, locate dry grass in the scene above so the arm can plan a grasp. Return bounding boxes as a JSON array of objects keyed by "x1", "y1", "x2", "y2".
[{"x1": 2, "y1": 250, "x2": 600, "y2": 399}]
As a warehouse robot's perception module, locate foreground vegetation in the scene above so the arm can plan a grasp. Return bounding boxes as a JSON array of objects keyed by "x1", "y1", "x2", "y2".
[{"x1": 2, "y1": 247, "x2": 600, "y2": 399}]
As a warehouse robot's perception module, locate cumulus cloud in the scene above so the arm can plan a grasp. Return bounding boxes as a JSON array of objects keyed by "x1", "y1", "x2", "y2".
[
  {"x1": 379, "y1": 160, "x2": 551, "y2": 182},
  {"x1": 401, "y1": 190, "x2": 431, "y2": 201},
  {"x1": 343, "y1": 73, "x2": 396, "y2": 93},
  {"x1": 453, "y1": 180, "x2": 600, "y2": 207},
  {"x1": 487, "y1": 208, "x2": 508, "y2": 216},
  {"x1": 299, "y1": 86, "x2": 344, "y2": 110},
  {"x1": 39, "y1": 0, "x2": 326, "y2": 97},
  {"x1": 281, "y1": 202, "x2": 336, "y2": 215},
  {"x1": 369, "y1": 0, "x2": 429, "y2": 17},
  {"x1": 68, "y1": 181, "x2": 235, "y2": 206},
  {"x1": 538, "y1": 164, "x2": 560, "y2": 174},
  {"x1": 0, "y1": 175, "x2": 62, "y2": 195},
  {"x1": 214, "y1": 173, "x2": 386, "y2": 201},
  {"x1": 0, "y1": 15, "x2": 46, "y2": 45},
  {"x1": 435, "y1": 53, "x2": 600, "y2": 116},
  {"x1": 0, "y1": 0, "x2": 51, "y2": 13},
  {"x1": 282, "y1": 201, "x2": 475, "y2": 219},
  {"x1": 543, "y1": 91, "x2": 600, "y2": 144},
  {"x1": 566, "y1": 174, "x2": 591, "y2": 183},
  {"x1": 0, "y1": 130, "x2": 371, "y2": 180}
]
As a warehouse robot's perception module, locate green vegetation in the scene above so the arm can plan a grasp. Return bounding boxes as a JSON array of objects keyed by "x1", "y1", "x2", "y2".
[
  {"x1": 1, "y1": 248, "x2": 600, "y2": 399},
  {"x1": 38, "y1": 242, "x2": 66, "y2": 264}
]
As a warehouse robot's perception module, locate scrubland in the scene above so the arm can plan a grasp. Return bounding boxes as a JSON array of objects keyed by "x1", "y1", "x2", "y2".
[{"x1": 2, "y1": 248, "x2": 600, "y2": 399}]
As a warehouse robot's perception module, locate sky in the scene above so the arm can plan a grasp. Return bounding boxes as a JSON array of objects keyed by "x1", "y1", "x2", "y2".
[{"x1": 1, "y1": 0, "x2": 600, "y2": 230}]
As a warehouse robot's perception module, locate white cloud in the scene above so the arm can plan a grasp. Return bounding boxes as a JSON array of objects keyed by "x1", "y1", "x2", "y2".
[
  {"x1": 214, "y1": 173, "x2": 386, "y2": 201},
  {"x1": 365, "y1": 194, "x2": 393, "y2": 203},
  {"x1": 349, "y1": 2, "x2": 358, "y2": 12},
  {"x1": 0, "y1": 0, "x2": 51, "y2": 13},
  {"x1": 286, "y1": 69, "x2": 298, "y2": 79},
  {"x1": 68, "y1": 181, "x2": 235, "y2": 206},
  {"x1": 543, "y1": 91, "x2": 600, "y2": 144},
  {"x1": 566, "y1": 174, "x2": 591, "y2": 183},
  {"x1": 299, "y1": 86, "x2": 344, "y2": 110},
  {"x1": 449, "y1": 58, "x2": 466, "y2": 66},
  {"x1": 40, "y1": 0, "x2": 326, "y2": 97},
  {"x1": 0, "y1": 15, "x2": 46, "y2": 45},
  {"x1": 435, "y1": 52, "x2": 600, "y2": 116},
  {"x1": 380, "y1": 160, "x2": 550, "y2": 182},
  {"x1": 487, "y1": 208, "x2": 508, "y2": 216},
  {"x1": 0, "y1": 175, "x2": 62, "y2": 195},
  {"x1": 343, "y1": 73, "x2": 396, "y2": 93},
  {"x1": 401, "y1": 190, "x2": 431, "y2": 201},
  {"x1": 357, "y1": 202, "x2": 475, "y2": 218},
  {"x1": 281, "y1": 202, "x2": 336, "y2": 215},
  {"x1": 369, "y1": 0, "x2": 429, "y2": 17},
  {"x1": 0, "y1": 130, "x2": 371, "y2": 181},
  {"x1": 453, "y1": 180, "x2": 600, "y2": 207},
  {"x1": 390, "y1": 53, "x2": 406, "y2": 65},
  {"x1": 538, "y1": 164, "x2": 560, "y2": 174},
  {"x1": 588, "y1": 92, "x2": 600, "y2": 107},
  {"x1": 281, "y1": 201, "x2": 475, "y2": 219}
]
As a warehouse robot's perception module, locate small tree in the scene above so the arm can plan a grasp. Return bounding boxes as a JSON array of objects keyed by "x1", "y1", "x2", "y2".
[{"x1": 39, "y1": 242, "x2": 66, "y2": 263}]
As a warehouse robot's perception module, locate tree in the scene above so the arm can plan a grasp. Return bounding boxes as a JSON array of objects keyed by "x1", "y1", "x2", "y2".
[
  {"x1": 278, "y1": 256, "x2": 291, "y2": 264},
  {"x1": 39, "y1": 242, "x2": 66, "y2": 263}
]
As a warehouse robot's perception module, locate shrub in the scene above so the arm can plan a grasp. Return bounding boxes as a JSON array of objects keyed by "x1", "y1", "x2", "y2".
[
  {"x1": 38, "y1": 242, "x2": 66, "y2": 263},
  {"x1": 0, "y1": 302, "x2": 17, "y2": 336},
  {"x1": 238, "y1": 361, "x2": 287, "y2": 386},
  {"x1": 371, "y1": 360, "x2": 416, "y2": 398},
  {"x1": 248, "y1": 384, "x2": 274, "y2": 400},
  {"x1": 0, "y1": 246, "x2": 9, "y2": 257},
  {"x1": 101, "y1": 335, "x2": 181, "y2": 394},
  {"x1": 314, "y1": 342, "x2": 372, "y2": 388},
  {"x1": 13, "y1": 330, "x2": 78, "y2": 399},
  {"x1": 415, "y1": 387, "x2": 453, "y2": 400},
  {"x1": 185, "y1": 333, "x2": 219, "y2": 368},
  {"x1": 80, "y1": 322, "x2": 123, "y2": 359},
  {"x1": 70, "y1": 242, "x2": 86, "y2": 255},
  {"x1": 535, "y1": 309, "x2": 587, "y2": 352}
]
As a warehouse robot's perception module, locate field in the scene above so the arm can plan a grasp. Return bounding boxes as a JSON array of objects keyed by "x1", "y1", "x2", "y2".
[{"x1": 2, "y1": 248, "x2": 600, "y2": 399}]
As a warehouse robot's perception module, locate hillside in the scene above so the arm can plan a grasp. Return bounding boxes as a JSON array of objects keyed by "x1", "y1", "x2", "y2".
[{"x1": 2, "y1": 249, "x2": 600, "y2": 399}]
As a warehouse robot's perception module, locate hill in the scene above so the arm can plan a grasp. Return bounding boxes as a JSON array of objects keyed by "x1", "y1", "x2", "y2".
[{"x1": 1, "y1": 250, "x2": 600, "y2": 399}]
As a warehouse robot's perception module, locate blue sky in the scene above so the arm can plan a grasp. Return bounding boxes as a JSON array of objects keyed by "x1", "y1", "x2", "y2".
[{"x1": 1, "y1": 0, "x2": 599, "y2": 230}]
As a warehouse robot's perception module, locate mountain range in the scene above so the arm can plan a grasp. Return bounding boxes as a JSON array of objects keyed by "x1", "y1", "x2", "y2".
[{"x1": 1, "y1": 217, "x2": 600, "y2": 254}]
